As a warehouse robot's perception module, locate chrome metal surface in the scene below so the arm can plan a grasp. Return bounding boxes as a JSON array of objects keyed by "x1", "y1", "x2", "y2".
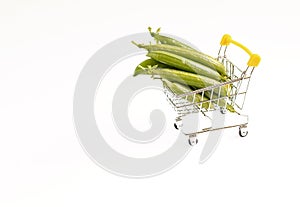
[{"x1": 163, "y1": 45, "x2": 257, "y2": 139}]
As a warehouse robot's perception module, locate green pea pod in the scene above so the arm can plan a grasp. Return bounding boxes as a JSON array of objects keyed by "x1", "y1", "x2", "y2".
[
  {"x1": 162, "y1": 79, "x2": 235, "y2": 112},
  {"x1": 132, "y1": 42, "x2": 227, "y2": 76},
  {"x1": 147, "y1": 51, "x2": 226, "y2": 81},
  {"x1": 148, "y1": 27, "x2": 197, "y2": 51},
  {"x1": 137, "y1": 67, "x2": 234, "y2": 112},
  {"x1": 204, "y1": 91, "x2": 235, "y2": 113},
  {"x1": 133, "y1": 58, "x2": 169, "y2": 76},
  {"x1": 140, "y1": 68, "x2": 228, "y2": 97},
  {"x1": 162, "y1": 79, "x2": 214, "y2": 110}
]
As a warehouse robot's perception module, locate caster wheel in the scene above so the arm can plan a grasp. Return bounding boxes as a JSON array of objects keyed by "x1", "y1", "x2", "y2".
[
  {"x1": 220, "y1": 107, "x2": 227, "y2": 114},
  {"x1": 188, "y1": 137, "x2": 198, "y2": 146},
  {"x1": 174, "y1": 122, "x2": 182, "y2": 130},
  {"x1": 239, "y1": 127, "x2": 248, "y2": 137}
]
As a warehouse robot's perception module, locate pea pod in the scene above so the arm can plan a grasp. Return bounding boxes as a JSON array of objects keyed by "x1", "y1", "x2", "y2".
[
  {"x1": 140, "y1": 68, "x2": 228, "y2": 97},
  {"x1": 162, "y1": 79, "x2": 214, "y2": 110},
  {"x1": 163, "y1": 79, "x2": 235, "y2": 112},
  {"x1": 147, "y1": 51, "x2": 226, "y2": 81},
  {"x1": 133, "y1": 58, "x2": 168, "y2": 76},
  {"x1": 204, "y1": 91, "x2": 235, "y2": 113},
  {"x1": 135, "y1": 64, "x2": 234, "y2": 112},
  {"x1": 133, "y1": 42, "x2": 227, "y2": 76},
  {"x1": 148, "y1": 27, "x2": 197, "y2": 51}
]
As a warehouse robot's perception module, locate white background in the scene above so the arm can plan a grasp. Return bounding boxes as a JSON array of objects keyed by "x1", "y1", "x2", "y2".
[{"x1": 1, "y1": 0, "x2": 300, "y2": 206}]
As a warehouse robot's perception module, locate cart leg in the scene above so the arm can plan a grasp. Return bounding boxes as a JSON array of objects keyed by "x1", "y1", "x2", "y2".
[
  {"x1": 239, "y1": 125, "x2": 248, "y2": 137},
  {"x1": 188, "y1": 134, "x2": 198, "y2": 146}
]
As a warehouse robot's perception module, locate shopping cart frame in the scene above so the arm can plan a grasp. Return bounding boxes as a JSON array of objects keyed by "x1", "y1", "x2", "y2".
[{"x1": 162, "y1": 34, "x2": 261, "y2": 146}]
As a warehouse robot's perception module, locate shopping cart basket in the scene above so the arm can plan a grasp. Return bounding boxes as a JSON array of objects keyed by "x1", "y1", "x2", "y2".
[{"x1": 162, "y1": 34, "x2": 261, "y2": 146}]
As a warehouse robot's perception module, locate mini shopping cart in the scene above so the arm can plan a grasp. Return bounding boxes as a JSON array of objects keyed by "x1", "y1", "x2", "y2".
[{"x1": 163, "y1": 34, "x2": 261, "y2": 146}]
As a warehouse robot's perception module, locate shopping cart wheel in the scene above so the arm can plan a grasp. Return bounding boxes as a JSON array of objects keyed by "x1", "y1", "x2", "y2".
[
  {"x1": 174, "y1": 122, "x2": 182, "y2": 130},
  {"x1": 220, "y1": 107, "x2": 227, "y2": 114},
  {"x1": 239, "y1": 127, "x2": 248, "y2": 137},
  {"x1": 188, "y1": 136, "x2": 198, "y2": 146}
]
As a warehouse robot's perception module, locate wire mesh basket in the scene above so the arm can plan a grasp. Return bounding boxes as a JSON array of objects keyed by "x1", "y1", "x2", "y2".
[{"x1": 163, "y1": 34, "x2": 261, "y2": 145}]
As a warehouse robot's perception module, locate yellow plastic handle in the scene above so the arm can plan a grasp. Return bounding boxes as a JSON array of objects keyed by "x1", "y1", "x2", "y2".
[{"x1": 220, "y1": 34, "x2": 261, "y2": 67}]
